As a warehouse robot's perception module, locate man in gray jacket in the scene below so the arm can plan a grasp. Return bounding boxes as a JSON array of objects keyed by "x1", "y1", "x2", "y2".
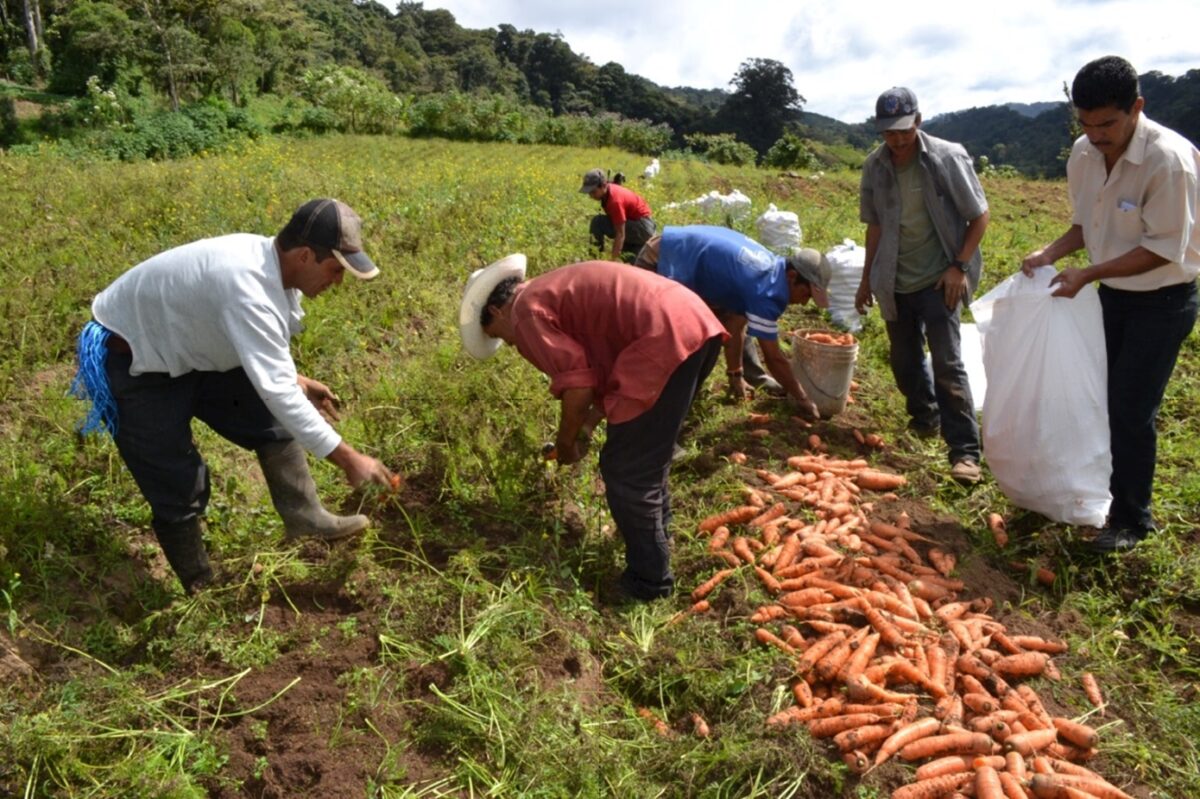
[{"x1": 855, "y1": 87, "x2": 990, "y2": 484}]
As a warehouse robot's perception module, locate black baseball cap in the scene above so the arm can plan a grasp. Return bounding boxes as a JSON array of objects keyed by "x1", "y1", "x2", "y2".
[{"x1": 282, "y1": 198, "x2": 379, "y2": 279}]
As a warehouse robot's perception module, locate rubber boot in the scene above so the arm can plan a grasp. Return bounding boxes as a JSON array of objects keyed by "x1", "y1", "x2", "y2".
[
  {"x1": 153, "y1": 517, "x2": 213, "y2": 595},
  {"x1": 256, "y1": 440, "x2": 370, "y2": 541},
  {"x1": 742, "y1": 337, "x2": 785, "y2": 395}
]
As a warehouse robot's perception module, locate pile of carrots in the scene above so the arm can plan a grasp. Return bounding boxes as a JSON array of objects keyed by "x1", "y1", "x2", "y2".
[
  {"x1": 686, "y1": 449, "x2": 1125, "y2": 799},
  {"x1": 797, "y1": 330, "x2": 858, "y2": 347}
]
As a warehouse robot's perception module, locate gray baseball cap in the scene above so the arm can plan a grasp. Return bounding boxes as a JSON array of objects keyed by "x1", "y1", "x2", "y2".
[
  {"x1": 875, "y1": 87, "x2": 919, "y2": 132},
  {"x1": 787, "y1": 248, "x2": 831, "y2": 308},
  {"x1": 579, "y1": 168, "x2": 607, "y2": 193}
]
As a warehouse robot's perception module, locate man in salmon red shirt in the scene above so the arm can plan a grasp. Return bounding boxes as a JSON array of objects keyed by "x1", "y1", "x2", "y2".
[
  {"x1": 580, "y1": 169, "x2": 656, "y2": 260},
  {"x1": 460, "y1": 255, "x2": 725, "y2": 601}
]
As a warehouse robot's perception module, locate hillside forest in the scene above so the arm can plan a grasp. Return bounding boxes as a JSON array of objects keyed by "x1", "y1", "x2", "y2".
[{"x1": 1, "y1": 0, "x2": 1199, "y2": 173}]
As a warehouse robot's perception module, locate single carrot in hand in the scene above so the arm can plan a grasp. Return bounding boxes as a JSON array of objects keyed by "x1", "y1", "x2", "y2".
[{"x1": 389, "y1": 473, "x2": 403, "y2": 491}]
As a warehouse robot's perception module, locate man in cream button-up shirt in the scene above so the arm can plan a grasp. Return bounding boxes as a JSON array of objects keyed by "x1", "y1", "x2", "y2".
[{"x1": 1023, "y1": 56, "x2": 1199, "y2": 553}]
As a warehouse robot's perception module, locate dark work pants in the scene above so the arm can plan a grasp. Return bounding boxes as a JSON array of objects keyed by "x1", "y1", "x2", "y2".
[
  {"x1": 1100, "y1": 281, "x2": 1198, "y2": 533},
  {"x1": 600, "y1": 336, "x2": 722, "y2": 599},
  {"x1": 105, "y1": 350, "x2": 289, "y2": 526},
  {"x1": 884, "y1": 286, "x2": 981, "y2": 464},
  {"x1": 590, "y1": 215, "x2": 656, "y2": 254}
]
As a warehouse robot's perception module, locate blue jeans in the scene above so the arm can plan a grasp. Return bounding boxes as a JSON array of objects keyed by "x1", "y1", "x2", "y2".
[
  {"x1": 600, "y1": 336, "x2": 721, "y2": 600},
  {"x1": 885, "y1": 286, "x2": 981, "y2": 464},
  {"x1": 1100, "y1": 281, "x2": 1198, "y2": 533}
]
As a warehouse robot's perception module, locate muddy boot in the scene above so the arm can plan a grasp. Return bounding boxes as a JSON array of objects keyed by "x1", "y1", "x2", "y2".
[
  {"x1": 256, "y1": 440, "x2": 370, "y2": 541},
  {"x1": 742, "y1": 337, "x2": 785, "y2": 396},
  {"x1": 153, "y1": 517, "x2": 213, "y2": 595}
]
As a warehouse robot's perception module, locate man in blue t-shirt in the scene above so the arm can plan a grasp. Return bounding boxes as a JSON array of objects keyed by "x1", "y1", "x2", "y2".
[{"x1": 636, "y1": 225, "x2": 830, "y2": 419}]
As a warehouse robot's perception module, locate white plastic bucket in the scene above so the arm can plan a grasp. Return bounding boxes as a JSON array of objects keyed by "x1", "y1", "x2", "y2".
[{"x1": 789, "y1": 330, "x2": 859, "y2": 417}]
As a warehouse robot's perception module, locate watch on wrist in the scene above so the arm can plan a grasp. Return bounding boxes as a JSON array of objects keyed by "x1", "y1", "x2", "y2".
[{"x1": 949, "y1": 259, "x2": 967, "y2": 272}]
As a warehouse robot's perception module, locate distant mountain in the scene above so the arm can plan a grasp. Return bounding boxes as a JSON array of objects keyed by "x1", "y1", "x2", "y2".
[{"x1": 1005, "y1": 102, "x2": 1061, "y2": 118}]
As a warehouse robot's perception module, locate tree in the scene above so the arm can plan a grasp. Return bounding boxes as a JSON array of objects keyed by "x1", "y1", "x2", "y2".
[{"x1": 717, "y1": 58, "x2": 804, "y2": 156}]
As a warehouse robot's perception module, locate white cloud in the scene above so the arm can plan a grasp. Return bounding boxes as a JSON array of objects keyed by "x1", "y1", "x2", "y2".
[{"x1": 419, "y1": 0, "x2": 1200, "y2": 122}]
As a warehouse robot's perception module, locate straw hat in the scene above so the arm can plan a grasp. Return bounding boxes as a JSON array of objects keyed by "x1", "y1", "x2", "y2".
[{"x1": 459, "y1": 254, "x2": 527, "y2": 360}]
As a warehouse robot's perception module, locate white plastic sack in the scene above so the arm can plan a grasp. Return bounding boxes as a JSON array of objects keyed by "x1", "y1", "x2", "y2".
[
  {"x1": 643, "y1": 158, "x2": 661, "y2": 179},
  {"x1": 756, "y1": 203, "x2": 803, "y2": 254},
  {"x1": 825, "y1": 239, "x2": 866, "y2": 332},
  {"x1": 974, "y1": 266, "x2": 1111, "y2": 526},
  {"x1": 663, "y1": 189, "x2": 752, "y2": 219}
]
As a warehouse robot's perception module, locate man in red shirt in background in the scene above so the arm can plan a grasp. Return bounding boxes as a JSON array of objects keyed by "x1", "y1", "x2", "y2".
[
  {"x1": 460, "y1": 255, "x2": 725, "y2": 601},
  {"x1": 581, "y1": 169, "x2": 656, "y2": 260}
]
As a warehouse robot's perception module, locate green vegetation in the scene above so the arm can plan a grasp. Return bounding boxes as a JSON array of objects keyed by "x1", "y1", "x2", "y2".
[{"x1": 0, "y1": 136, "x2": 1196, "y2": 798}]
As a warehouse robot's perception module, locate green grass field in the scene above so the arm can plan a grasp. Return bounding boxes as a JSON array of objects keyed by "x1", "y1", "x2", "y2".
[{"x1": 0, "y1": 135, "x2": 1196, "y2": 798}]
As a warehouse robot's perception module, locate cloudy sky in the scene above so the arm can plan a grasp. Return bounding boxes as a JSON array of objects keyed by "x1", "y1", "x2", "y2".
[{"x1": 421, "y1": 0, "x2": 1199, "y2": 123}]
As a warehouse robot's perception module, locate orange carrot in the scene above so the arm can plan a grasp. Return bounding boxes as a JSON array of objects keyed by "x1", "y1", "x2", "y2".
[
  {"x1": 961, "y1": 692, "x2": 999, "y2": 715},
  {"x1": 992, "y1": 652, "x2": 1050, "y2": 678},
  {"x1": 1081, "y1": 673, "x2": 1104, "y2": 715},
  {"x1": 856, "y1": 470, "x2": 908, "y2": 491},
  {"x1": 792, "y1": 678, "x2": 814, "y2": 708},
  {"x1": 795, "y1": 631, "x2": 847, "y2": 677},
  {"x1": 748, "y1": 412, "x2": 772, "y2": 425},
  {"x1": 691, "y1": 568, "x2": 735, "y2": 602},
  {"x1": 807, "y1": 712, "x2": 885, "y2": 738},
  {"x1": 636, "y1": 707, "x2": 672, "y2": 738},
  {"x1": 698, "y1": 505, "x2": 760, "y2": 533},
  {"x1": 1009, "y1": 635, "x2": 1069, "y2": 654},
  {"x1": 754, "y1": 627, "x2": 796, "y2": 656},
  {"x1": 708, "y1": 525, "x2": 731, "y2": 552},
  {"x1": 1028, "y1": 773, "x2": 1134, "y2": 799},
  {"x1": 873, "y1": 716, "x2": 941, "y2": 767},
  {"x1": 890, "y1": 772, "x2": 972, "y2": 799},
  {"x1": 690, "y1": 712, "x2": 710, "y2": 738},
  {"x1": 914, "y1": 754, "x2": 976, "y2": 781},
  {"x1": 749, "y1": 502, "x2": 787, "y2": 528},
  {"x1": 712, "y1": 549, "x2": 741, "y2": 568},
  {"x1": 1052, "y1": 718, "x2": 1099, "y2": 750},
  {"x1": 842, "y1": 749, "x2": 870, "y2": 774},
  {"x1": 987, "y1": 513, "x2": 1009, "y2": 547},
  {"x1": 927, "y1": 548, "x2": 957, "y2": 577},
  {"x1": 1004, "y1": 728, "x2": 1058, "y2": 757},
  {"x1": 997, "y1": 770, "x2": 1028, "y2": 799},
  {"x1": 732, "y1": 537, "x2": 757, "y2": 565},
  {"x1": 853, "y1": 428, "x2": 867, "y2": 445},
  {"x1": 975, "y1": 764, "x2": 1005, "y2": 799},
  {"x1": 833, "y1": 721, "x2": 895, "y2": 753},
  {"x1": 898, "y1": 732, "x2": 995, "y2": 761},
  {"x1": 1027, "y1": 781, "x2": 1098, "y2": 799},
  {"x1": 389, "y1": 473, "x2": 403, "y2": 491},
  {"x1": 728, "y1": 451, "x2": 748, "y2": 465}
]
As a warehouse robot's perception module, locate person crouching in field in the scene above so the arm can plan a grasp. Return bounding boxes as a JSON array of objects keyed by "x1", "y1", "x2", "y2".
[
  {"x1": 1022, "y1": 56, "x2": 1199, "y2": 553},
  {"x1": 71, "y1": 199, "x2": 396, "y2": 595},
  {"x1": 634, "y1": 225, "x2": 831, "y2": 418},
  {"x1": 460, "y1": 256, "x2": 725, "y2": 601},
  {"x1": 580, "y1": 169, "x2": 656, "y2": 261}
]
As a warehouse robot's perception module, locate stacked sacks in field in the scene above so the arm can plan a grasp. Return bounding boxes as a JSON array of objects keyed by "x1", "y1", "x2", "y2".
[{"x1": 756, "y1": 203, "x2": 803, "y2": 255}]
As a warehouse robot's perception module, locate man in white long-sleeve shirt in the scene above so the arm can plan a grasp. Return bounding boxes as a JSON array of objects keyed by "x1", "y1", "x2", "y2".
[{"x1": 73, "y1": 198, "x2": 395, "y2": 594}]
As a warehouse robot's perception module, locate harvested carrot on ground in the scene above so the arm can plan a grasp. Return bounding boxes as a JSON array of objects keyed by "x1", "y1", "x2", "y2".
[
  {"x1": 1052, "y1": 718, "x2": 1099, "y2": 749},
  {"x1": 992, "y1": 652, "x2": 1050, "y2": 678},
  {"x1": 698, "y1": 505, "x2": 760, "y2": 533},
  {"x1": 749, "y1": 502, "x2": 787, "y2": 527},
  {"x1": 1028, "y1": 772, "x2": 1134, "y2": 799},
  {"x1": 899, "y1": 731, "x2": 995, "y2": 761},
  {"x1": 708, "y1": 525, "x2": 731, "y2": 552},
  {"x1": 890, "y1": 771, "x2": 973, "y2": 799},
  {"x1": 689, "y1": 712, "x2": 710, "y2": 738},
  {"x1": 988, "y1": 513, "x2": 1009, "y2": 547},
  {"x1": 636, "y1": 707, "x2": 672, "y2": 738},
  {"x1": 1081, "y1": 673, "x2": 1104, "y2": 714},
  {"x1": 873, "y1": 716, "x2": 942, "y2": 767},
  {"x1": 728, "y1": 451, "x2": 749, "y2": 465},
  {"x1": 732, "y1": 536, "x2": 756, "y2": 565},
  {"x1": 690, "y1": 568, "x2": 734, "y2": 602},
  {"x1": 975, "y1": 763, "x2": 1005, "y2": 799},
  {"x1": 856, "y1": 470, "x2": 908, "y2": 491}
]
